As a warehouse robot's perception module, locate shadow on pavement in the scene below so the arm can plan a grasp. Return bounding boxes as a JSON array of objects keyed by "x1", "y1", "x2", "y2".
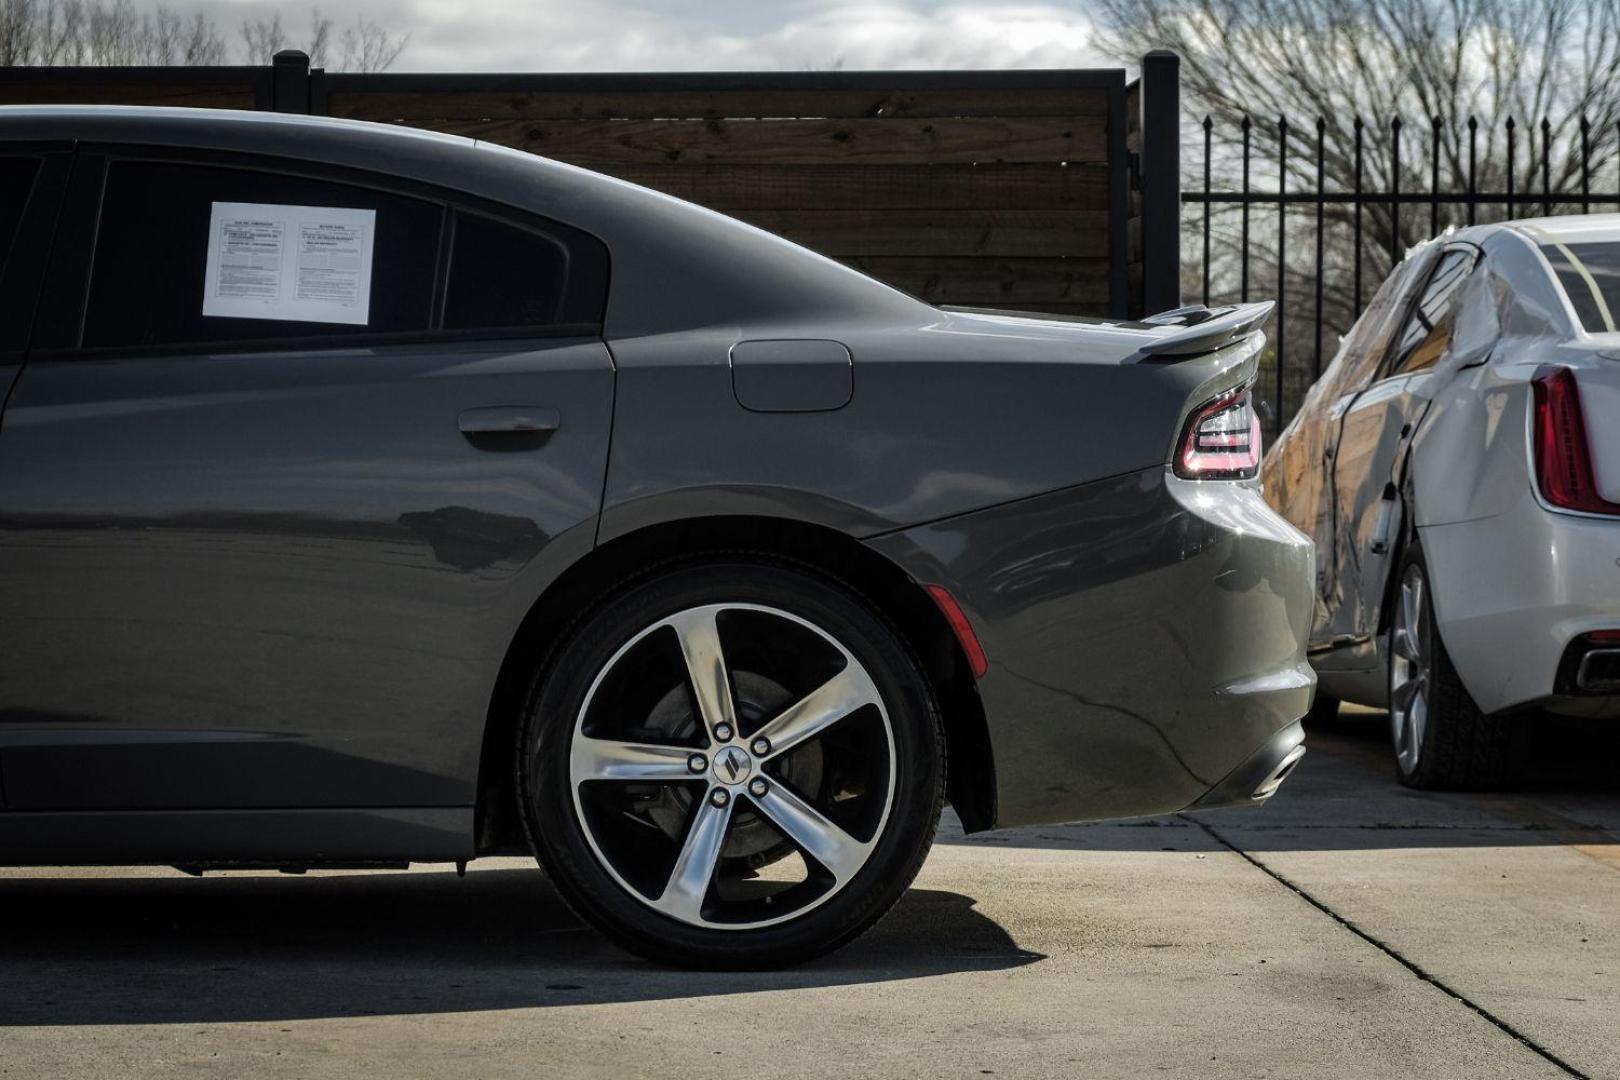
[
  {"x1": 0, "y1": 870, "x2": 1042, "y2": 1026},
  {"x1": 1315, "y1": 707, "x2": 1620, "y2": 793},
  {"x1": 938, "y1": 709, "x2": 1620, "y2": 855}
]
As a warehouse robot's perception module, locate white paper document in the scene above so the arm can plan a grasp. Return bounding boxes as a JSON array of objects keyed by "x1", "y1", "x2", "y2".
[{"x1": 202, "y1": 202, "x2": 375, "y2": 325}]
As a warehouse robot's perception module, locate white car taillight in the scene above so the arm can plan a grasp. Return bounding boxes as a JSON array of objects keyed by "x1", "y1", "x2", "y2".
[
  {"x1": 1531, "y1": 365, "x2": 1620, "y2": 516},
  {"x1": 1174, "y1": 384, "x2": 1262, "y2": 480}
]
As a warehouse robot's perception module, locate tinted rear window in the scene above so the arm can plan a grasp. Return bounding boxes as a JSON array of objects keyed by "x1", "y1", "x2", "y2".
[
  {"x1": 0, "y1": 156, "x2": 41, "y2": 280},
  {"x1": 84, "y1": 161, "x2": 443, "y2": 349},
  {"x1": 1541, "y1": 242, "x2": 1620, "y2": 333},
  {"x1": 444, "y1": 211, "x2": 571, "y2": 330}
]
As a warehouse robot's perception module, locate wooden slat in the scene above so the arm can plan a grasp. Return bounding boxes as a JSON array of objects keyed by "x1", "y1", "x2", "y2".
[
  {"x1": 0, "y1": 81, "x2": 258, "y2": 109},
  {"x1": 327, "y1": 85, "x2": 1110, "y2": 122},
  {"x1": 594, "y1": 163, "x2": 1109, "y2": 210},
  {"x1": 406, "y1": 115, "x2": 1107, "y2": 165},
  {"x1": 845, "y1": 256, "x2": 1112, "y2": 305},
  {"x1": 728, "y1": 208, "x2": 1107, "y2": 257}
]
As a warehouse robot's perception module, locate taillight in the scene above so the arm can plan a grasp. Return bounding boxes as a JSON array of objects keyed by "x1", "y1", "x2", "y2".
[
  {"x1": 1531, "y1": 365, "x2": 1620, "y2": 515},
  {"x1": 1174, "y1": 384, "x2": 1262, "y2": 479}
]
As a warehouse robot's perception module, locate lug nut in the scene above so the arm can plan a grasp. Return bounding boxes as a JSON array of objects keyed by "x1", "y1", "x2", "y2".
[
  {"x1": 751, "y1": 737, "x2": 771, "y2": 756},
  {"x1": 687, "y1": 753, "x2": 707, "y2": 774},
  {"x1": 714, "y1": 723, "x2": 734, "y2": 742},
  {"x1": 709, "y1": 788, "x2": 731, "y2": 808},
  {"x1": 749, "y1": 778, "x2": 769, "y2": 798}
]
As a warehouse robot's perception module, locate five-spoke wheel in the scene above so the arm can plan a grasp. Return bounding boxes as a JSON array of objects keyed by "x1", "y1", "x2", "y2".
[
  {"x1": 1390, "y1": 562, "x2": 1428, "y2": 777},
  {"x1": 521, "y1": 561, "x2": 943, "y2": 967},
  {"x1": 1388, "y1": 544, "x2": 1525, "y2": 790}
]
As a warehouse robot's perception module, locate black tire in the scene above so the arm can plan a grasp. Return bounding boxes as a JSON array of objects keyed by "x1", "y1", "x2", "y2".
[
  {"x1": 517, "y1": 559, "x2": 945, "y2": 969},
  {"x1": 1388, "y1": 545, "x2": 1527, "y2": 790}
]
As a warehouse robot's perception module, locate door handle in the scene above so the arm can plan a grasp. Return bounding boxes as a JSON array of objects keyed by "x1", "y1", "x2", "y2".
[
  {"x1": 458, "y1": 406, "x2": 560, "y2": 434},
  {"x1": 460, "y1": 404, "x2": 560, "y2": 433},
  {"x1": 458, "y1": 406, "x2": 560, "y2": 450}
]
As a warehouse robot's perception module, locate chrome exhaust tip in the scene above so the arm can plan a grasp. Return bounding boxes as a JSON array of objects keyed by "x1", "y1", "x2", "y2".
[
  {"x1": 1251, "y1": 743, "x2": 1307, "y2": 801},
  {"x1": 1575, "y1": 648, "x2": 1620, "y2": 693},
  {"x1": 1188, "y1": 720, "x2": 1308, "y2": 812}
]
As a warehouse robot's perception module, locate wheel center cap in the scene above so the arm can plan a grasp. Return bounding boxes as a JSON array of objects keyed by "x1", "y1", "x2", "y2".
[{"x1": 714, "y1": 744, "x2": 752, "y2": 785}]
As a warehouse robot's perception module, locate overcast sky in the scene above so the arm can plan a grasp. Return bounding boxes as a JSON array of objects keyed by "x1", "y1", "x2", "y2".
[{"x1": 212, "y1": 0, "x2": 1104, "y2": 72}]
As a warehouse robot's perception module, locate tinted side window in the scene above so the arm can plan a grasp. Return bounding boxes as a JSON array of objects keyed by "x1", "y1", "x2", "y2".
[
  {"x1": 83, "y1": 161, "x2": 443, "y2": 349},
  {"x1": 0, "y1": 156, "x2": 41, "y2": 281},
  {"x1": 1387, "y1": 249, "x2": 1474, "y2": 377},
  {"x1": 443, "y1": 209, "x2": 608, "y2": 331}
]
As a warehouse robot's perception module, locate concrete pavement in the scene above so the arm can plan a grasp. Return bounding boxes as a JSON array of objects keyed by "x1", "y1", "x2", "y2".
[{"x1": 1, "y1": 708, "x2": 1615, "y2": 1079}]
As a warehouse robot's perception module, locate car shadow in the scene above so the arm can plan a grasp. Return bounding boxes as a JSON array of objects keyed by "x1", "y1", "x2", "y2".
[
  {"x1": 937, "y1": 709, "x2": 1620, "y2": 855},
  {"x1": 0, "y1": 870, "x2": 1042, "y2": 1026},
  {"x1": 1317, "y1": 706, "x2": 1620, "y2": 793}
]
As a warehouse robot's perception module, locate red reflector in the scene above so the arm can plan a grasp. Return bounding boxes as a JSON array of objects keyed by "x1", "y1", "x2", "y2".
[
  {"x1": 925, "y1": 584, "x2": 989, "y2": 680},
  {"x1": 1531, "y1": 365, "x2": 1620, "y2": 515},
  {"x1": 1586, "y1": 630, "x2": 1620, "y2": 644}
]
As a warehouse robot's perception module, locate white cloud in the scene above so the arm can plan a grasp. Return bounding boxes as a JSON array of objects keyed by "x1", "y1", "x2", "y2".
[{"x1": 249, "y1": 0, "x2": 1102, "y2": 72}]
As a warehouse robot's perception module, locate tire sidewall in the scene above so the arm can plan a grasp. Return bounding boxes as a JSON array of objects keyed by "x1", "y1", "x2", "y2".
[{"x1": 519, "y1": 559, "x2": 944, "y2": 968}]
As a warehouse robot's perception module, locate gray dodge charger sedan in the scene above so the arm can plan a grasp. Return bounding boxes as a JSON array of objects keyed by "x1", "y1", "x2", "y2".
[{"x1": 0, "y1": 107, "x2": 1314, "y2": 967}]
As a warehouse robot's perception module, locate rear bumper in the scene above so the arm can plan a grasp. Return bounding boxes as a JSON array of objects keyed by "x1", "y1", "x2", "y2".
[
  {"x1": 866, "y1": 467, "x2": 1315, "y2": 828},
  {"x1": 1424, "y1": 497, "x2": 1620, "y2": 715}
]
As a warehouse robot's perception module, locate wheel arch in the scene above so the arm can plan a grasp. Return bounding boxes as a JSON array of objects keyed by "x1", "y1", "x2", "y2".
[{"x1": 474, "y1": 514, "x2": 996, "y2": 854}]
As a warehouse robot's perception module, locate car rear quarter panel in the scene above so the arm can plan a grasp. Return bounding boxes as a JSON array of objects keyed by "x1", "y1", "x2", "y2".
[
  {"x1": 868, "y1": 468, "x2": 1315, "y2": 826},
  {"x1": 599, "y1": 315, "x2": 1265, "y2": 542}
]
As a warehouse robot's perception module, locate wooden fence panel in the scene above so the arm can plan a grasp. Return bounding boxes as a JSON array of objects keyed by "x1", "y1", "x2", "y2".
[
  {"x1": 324, "y1": 84, "x2": 1112, "y2": 121},
  {"x1": 1, "y1": 57, "x2": 1184, "y2": 317},
  {"x1": 322, "y1": 69, "x2": 1130, "y2": 314},
  {"x1": 0, "y1": 66, "x2": 271, "y2": 110}
]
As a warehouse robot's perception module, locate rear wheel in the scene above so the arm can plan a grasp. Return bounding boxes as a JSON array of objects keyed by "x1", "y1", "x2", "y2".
[
  {"x1": 1389, "y1": 546, "x2": 1526, "y2": 789},
  {"x1": 519, "y1": 560, "x2": 944, "y2": 968}
]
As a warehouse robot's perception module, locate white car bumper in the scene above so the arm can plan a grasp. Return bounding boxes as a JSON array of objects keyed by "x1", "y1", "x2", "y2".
[{"x1": 1423, "y1": 489, "x2": 1620, "y2": 715}]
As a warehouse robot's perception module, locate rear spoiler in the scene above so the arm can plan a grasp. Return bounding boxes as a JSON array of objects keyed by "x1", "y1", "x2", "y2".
[{"x1": 1137, "y1": 302, "x2": 1274, "y2": 358}]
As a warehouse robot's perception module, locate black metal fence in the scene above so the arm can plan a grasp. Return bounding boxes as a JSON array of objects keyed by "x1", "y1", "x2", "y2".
[{"x1": 1187, "y1": 111, "x2": 1620, "y2": 433}]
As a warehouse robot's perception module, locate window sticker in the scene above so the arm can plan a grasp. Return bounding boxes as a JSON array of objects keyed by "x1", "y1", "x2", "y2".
[{"x1": 202, "y1": 202, "x2": 375, "y2": 325}]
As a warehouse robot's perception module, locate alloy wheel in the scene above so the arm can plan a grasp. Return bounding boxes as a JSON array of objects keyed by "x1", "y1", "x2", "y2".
[
  {"x1": 568, "y1": 602, "x2": 897, "y2": 930},
  {"x1": 1390, "y1": 563, "x2": 1429, "y2": 774}
]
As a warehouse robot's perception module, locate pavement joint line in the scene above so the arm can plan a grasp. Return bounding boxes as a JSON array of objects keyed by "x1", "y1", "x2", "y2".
[{"x1": 1180, "y1": 813, "x2": 1593, "y2": 1080}]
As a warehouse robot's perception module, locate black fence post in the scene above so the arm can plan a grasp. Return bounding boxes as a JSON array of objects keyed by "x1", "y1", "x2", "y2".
[
  {"x1": 271, "y1": 50, "x2": 311, "y2": 114},
  {"x1": 1139, "y1": 50, "x2": 1181, "y2": 316}
]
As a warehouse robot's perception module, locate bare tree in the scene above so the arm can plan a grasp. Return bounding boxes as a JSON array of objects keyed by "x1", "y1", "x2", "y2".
[
  {"x1": 336, "y1": 15, "x2": 406, "y2": 73},
  {"x1": 3, "y1": 1, "x2": 404, "y2": 69},
  {"x1": 178, "y1": 9, "x2": 224, "y2": 64},
  {"x1": 1096, "y1": 0, "x2": 1620, "y2": 251},
  {"x1": 240, "y1": 8, "x2": 330, "y2": 67},
  {"x1": 5, "y1": 0, "x2": 223, "y2": 65},
  {"x1": 1094, "y1": 0, "x2": 1620, "y2": 416}
]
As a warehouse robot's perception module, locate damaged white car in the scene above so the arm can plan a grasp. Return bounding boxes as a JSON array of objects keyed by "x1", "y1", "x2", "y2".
[{"x1": 1266, "y1": 215, "x2": 1620, "y2": 789}]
